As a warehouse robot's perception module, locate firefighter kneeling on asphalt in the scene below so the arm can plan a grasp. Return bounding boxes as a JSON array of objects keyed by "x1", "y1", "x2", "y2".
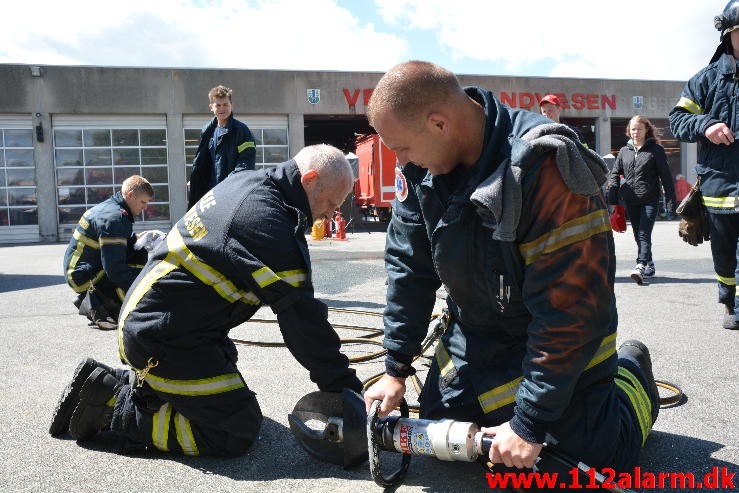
[{"x1": 50, "y1": 144, "x2": 363, "y2": 456}]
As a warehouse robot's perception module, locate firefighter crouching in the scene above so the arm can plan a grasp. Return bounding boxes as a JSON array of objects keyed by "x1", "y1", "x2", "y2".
[
  {"x1": 62, "y1": 175, "x2": 154, "y2": 330},
  {"x1": 50, "y1": 144, "x2": 363, "y2": 456}
]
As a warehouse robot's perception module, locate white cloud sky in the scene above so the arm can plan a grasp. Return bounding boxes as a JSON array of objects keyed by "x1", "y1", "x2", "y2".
[{"x1": 0, "y1": 0, "x2": 726, "y2": 81}]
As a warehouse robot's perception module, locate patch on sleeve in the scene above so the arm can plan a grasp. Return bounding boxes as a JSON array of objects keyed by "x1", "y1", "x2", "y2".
[{"x1": 395, "y1": 167, "x2": 408, "y2": 202}]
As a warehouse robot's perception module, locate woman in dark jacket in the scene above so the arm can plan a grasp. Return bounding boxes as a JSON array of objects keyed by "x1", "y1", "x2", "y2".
[{"x1": 607, "y1": 115, "x2": 676, "y2": 284}]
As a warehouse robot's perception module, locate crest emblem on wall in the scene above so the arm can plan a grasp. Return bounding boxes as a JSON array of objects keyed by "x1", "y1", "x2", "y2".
[{"x1": 307, "y1": 89, "x2": 320, "y2": 105}]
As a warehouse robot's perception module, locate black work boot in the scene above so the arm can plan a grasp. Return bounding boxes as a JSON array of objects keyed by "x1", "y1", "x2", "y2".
[
  {"x1": 722, "y1": 305, "x2": 738, "y2": 330},
  {"x1": 618, "y1": 340, "x2": 659, "y2": 425},
  {"x1": 69, "y1": 367, "x2": 122, "y2": 441},
  {"x1": 49, "y1": 358, "x2": 114, "y2": 436}
]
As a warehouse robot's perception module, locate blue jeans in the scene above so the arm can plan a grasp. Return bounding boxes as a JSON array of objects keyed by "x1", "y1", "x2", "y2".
[{"x1": 626, "y1": 202, "x2": 658, "y2": 265}]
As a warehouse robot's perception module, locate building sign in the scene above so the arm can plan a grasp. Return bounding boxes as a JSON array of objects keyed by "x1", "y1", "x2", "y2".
[
  {"x1": 499, "y1": 92, "x2": 617, "y2": 110},
  {"x1": 342, "y1": 88, "x2": 617, "y2": 111},
  {"x1": 343, "y1": 88, "x2": 374, "y2": 108},
  {"x1": 633, "y1": 96, "x2": 643, "y2": 110},
  {"x1": 307, "y1": 89, "x2": 320, "y2": 105}
]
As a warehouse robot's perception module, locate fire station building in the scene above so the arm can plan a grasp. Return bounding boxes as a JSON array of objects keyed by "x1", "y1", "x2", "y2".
[{"x1": 0, "y1": 64, "x2": 691, "y2": 244}]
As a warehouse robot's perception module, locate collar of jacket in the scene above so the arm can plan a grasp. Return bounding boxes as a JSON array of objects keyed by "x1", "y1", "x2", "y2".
[
  {"x1": 718, "y1": 52, "x2": 737, "y2": 76},
  {"x1": 626, "y1": 137, "x2": 655, "y2": 150},
  {"x1": 267, "y1": 160, "x2": 313, "y2": 223},
  {"x1": 204, "y1": 113, "x2": 236, "y2": 135},
  {"x1": 112, "y1": 191, "x2": 136, "y2": 223},
  {"x1": 451, "y1": 87, "x2": 549, "y2": 196}
]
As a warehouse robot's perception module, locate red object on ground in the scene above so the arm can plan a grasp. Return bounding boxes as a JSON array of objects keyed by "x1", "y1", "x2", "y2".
[{"x1": 334, "y1": 211, "x2": 347, "y2": 241}]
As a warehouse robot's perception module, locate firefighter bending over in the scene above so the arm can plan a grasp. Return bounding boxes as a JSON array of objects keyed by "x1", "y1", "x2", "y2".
[
  {"x1": 363, "y1": 61, "x2": 660, "y2": 477},
  {"x1": 50, "y1": 144, "x2": 363, "y2": 457}
]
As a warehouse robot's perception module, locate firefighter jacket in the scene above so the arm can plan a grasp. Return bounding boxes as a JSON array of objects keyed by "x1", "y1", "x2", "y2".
[
  {"x1": 63, "y1": 192, "x2": 141, "y2": 296},
  {"x1": 669, "y1": 52, "x2": 739, "y2": 214},
  {"x1": 188, "y1": 114, "x2": 256, "y2": 209},
  {"x1": 383, "y1": 87, "x2": 618, "y2": 444},
  {"x1": 119, "y1": 161, "x2": 362, "y2": 394},
  {"x1": 606, "y1": 138, "x2": 676, "y2": 210}
]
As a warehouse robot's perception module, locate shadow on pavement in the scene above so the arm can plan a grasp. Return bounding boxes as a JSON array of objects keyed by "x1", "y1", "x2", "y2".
[
  {"x1": 640, "y1": 431, "x2": 737, "y2": 491},
  {"x1": 0, "y1": 274, "x2": 65, "y2": 293},
  {"x1": 616, "y1": 276, "x2": 715, "y2": 285},
  {"x1": 320, "y1": 298, "x2": 386, "y2": 312}
]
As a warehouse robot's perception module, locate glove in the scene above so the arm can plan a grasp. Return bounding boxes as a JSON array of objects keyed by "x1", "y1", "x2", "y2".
[
  {"x1": 134, "y1": 230, "x2": 166, "y2": 251},
  {"x1": 678, "y1": 217, "x2": 707, "y2": 246},
  {"x1": 609, "y1": 205, "x2": 627, "y2": 233}
]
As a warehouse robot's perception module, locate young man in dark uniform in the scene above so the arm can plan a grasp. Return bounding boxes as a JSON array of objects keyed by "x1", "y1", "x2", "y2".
[{"x1": 188, "y1": 84, "x2": 256, "y2": 209}]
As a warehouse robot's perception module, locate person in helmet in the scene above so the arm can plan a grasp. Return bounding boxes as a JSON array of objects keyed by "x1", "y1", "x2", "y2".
[{"x1": 669, "y1": 0, "x2": 739, "y2": 330}]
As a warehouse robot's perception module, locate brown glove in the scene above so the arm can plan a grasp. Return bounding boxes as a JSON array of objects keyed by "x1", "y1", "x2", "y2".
[
  {"x1": 678, "y1": 218, "x2": 701, "y2": 246},
  {"x1": 678, "y1": 214, "x2": 709, "y2": 246}
]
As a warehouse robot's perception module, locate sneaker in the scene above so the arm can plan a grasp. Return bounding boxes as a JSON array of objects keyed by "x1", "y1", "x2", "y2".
[
  {"x1": 69, "y1": 368, "x2": 121, "y2": 441},
  {"x1": 722, "y1": 305, "x2": 738, "y2": 330},
  {"x1": 643, "y1": 263, "x2": 655, "y2": 277},
  {"x1": 630, "y1": 264, "x2": 645, "y2": 285},
  {"x1": 49, "y1": 358, "x2": 114, "y2": 436},
  {"x1": 618, "y1": 340, "x2": 659, "y2": 425}
]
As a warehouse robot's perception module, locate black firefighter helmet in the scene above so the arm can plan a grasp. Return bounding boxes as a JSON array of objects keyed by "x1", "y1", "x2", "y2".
[
  {"x1": 710, "y1": 1, "x2": 739, "y2": 63},
  {"x1": 715, "y1": 0, "x2": 739, "y2": 34}
]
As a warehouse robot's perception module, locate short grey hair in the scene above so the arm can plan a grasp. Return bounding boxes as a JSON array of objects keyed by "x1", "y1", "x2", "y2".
[{"x1": 294, "y1": 144, "x2": 353, "y2": 191}]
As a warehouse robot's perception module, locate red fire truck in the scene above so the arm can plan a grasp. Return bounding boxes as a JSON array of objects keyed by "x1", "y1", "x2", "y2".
[{"x1": 353, "y1": 133, "x2": 397, "y2": 222}]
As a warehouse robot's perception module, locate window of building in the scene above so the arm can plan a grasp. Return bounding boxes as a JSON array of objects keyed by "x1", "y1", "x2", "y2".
[
  {"x1": 0, "y1": 128, "x2": 37, "y2": 227},
  {"x1": 54, "y1": 127, "x2": 170, "y2": 226},
  {"x1": 561, "y1": 118, "x2": 596, "y2": 150}
]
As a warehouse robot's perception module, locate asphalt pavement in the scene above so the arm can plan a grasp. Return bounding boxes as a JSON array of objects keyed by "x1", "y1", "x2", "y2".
[{"x1": 0, "y1": 220, "x2": 736, "y2": 492}]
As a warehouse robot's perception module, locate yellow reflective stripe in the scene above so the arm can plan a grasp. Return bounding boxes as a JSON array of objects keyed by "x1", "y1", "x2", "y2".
[
  {"x1": 73, "y1": 229, "x2": 99, "y2": 249},
  {"x1": 237, "y1": 141, "x2": 255, "y2": 153},
  {"x1": 717, "y1": 274, "x2": 736, "y2": 286},
  {"x1": 253, "y1": 266, "x2": 280, "y2": 288},
  {"x1": 434, "y1": 342, "x2": 456, "y2": 379},
  {"x1": 99, "y1": 236, "x2": 128, "y2": 247},
  {"x1": 105, "y1": 394, "x2": 117, "y2": 407},
  {"x1": 67, "y1": 263, "x2": 106, "y2": 293},
  {"x1": 519, "y1": 210, "x2": 610, "y2": 265},
  {"x1": 115, "y1": 287, "x2": 126, "y2": 302},
  {"x1": 278, "y1": 269, "x2": 308, "y2": 287},
  {"x1": 152, "y1": 402, "x2": 172, "y2": 452},
  {"x1": 175, "y1": 412, "x2": 199, "y2": 456},
  {"x1": 676, "y1": 96, "x2": 702, "y2": 115},
  {"x1": 584, "y1": 333, "x2": 617, "y2": 371},
  {"x1": 118, "y1": 256, "x2": 179, "y2": 364},
  {"x1": 168, "y1": 229, "x2": 260, "y2": 305},
  {"x1": 702, "y1": 195, "x2": 738, "y2": 208},
  {"x1": 478, "y1": 376, "x2": 523, "y2": 414},
  {"x1": 253, "y1": 267, "x2": 308, "y2": 288},
  {"x1": 79, "y1": 217, "x2": 89, "y2": 230},
  {"x1": 144, "y1": 372, "x2": 245, "y2": 396},
  {"x1": 615, "y1": 367, "x2": 652, "y2": 445}
]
